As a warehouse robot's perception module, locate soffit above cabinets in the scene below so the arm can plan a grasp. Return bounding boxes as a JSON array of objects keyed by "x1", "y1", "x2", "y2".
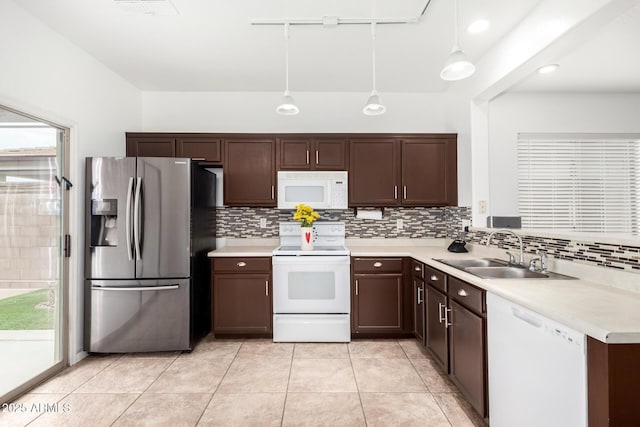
[{"x1": 15, "y1": 0, "x2": 539, "y2": 92}]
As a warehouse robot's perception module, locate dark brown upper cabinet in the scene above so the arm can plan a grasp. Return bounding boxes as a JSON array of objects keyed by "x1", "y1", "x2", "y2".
[
  {"x1": 401, "y1": 137, "x2": 457, "y2": 206},
  {"x1": 349, "y1": 135, "x2": 457, "y2": 207},
  {"x1": 279, "y1": 137, "x2": 347, "y2": 170},
  {"x1": 349, "y1": 138, "x2": 401, "y2": 206},
  {"x1": 223, "y1": 138, "x2": 276, "y2": 207},
  {"x1": 176, "y1": 137, "x2": 221, "y2": 163},
  {"x1": 126, "y1": 134, "x2": 176, "y2": 157}
]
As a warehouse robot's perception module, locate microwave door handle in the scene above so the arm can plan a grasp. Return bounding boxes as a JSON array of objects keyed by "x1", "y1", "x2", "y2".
[{"x1": 125, "y1": 177, "x2": 134, "y2": 261}]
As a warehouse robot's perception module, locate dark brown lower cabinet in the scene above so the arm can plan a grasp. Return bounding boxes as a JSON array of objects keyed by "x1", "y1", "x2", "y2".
[
  {"x1": 587, "y1": 336, "x2": 640, "y2": 426},
  {"x1": 426, "y1": 285, "x2": 449, "y2": 371},
  {"x1": 212, "y1": 257, "x2": 272, "y2": 335},
  {"x1": 352, "y1": 275, "x2": 403, "y2": 334},
  {"x1": 213, "y1": 274, "x2": 271, "y2": 334},
  {"x1": 449, "y1": 300, "x2": 486, "y2": 417},
  {"x1": 413, "y1": 278, "x2": 425, "y2": 344}
]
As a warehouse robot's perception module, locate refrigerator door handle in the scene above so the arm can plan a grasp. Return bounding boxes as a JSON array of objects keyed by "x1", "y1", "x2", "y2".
[
  {"x1": 133, "y1": 176, "x2": 142, "y2": 260},
  {"x1": 93, "y1": 285, "x2": 179, "y2": 292},
  {"x1": 125, "y1": 177, "x2": 134, "y2": 261}
]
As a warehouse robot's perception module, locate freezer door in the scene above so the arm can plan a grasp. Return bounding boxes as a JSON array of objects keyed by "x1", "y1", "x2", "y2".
[
  {"x1": 88, "y1": 279, "x2": 190, "y2": 352},
  {"x1": 135, "y1": 158, "x2": 191, "y2": 278},
  {"x1": 85, "y1": 157, "x2": 136, "y2": 279}
]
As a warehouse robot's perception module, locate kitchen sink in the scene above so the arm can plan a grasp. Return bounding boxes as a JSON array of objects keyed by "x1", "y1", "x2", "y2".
[
  {"x1": 436, "y1": 258, "x2": 508, "y2": 269},
  {"x1": 436, "y1": 258, "x2": 576, "y2": 280}
]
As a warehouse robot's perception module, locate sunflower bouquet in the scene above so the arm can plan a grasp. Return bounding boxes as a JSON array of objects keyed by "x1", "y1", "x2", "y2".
[{"x1": 293, "y1": 204, "x2": 320, "y2": 227}]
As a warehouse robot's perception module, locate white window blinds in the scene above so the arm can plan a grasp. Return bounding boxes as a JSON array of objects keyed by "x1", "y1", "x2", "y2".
[{"x1": 517, "y1": 133, "x2": 640, "y2": 234}]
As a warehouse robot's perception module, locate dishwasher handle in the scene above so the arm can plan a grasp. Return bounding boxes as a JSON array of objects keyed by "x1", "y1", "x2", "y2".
[{"x1": 511, "y1": 306, "x2": 543, "y2": 328}]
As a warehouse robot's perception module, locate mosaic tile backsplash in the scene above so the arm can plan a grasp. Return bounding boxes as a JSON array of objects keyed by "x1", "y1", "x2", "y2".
[
  {"x1": 216, "y1": 206, "x2": 470, "y2": 239},
  {"x1": 216, "y1": 205, "x2": 640, "y2": 273}
]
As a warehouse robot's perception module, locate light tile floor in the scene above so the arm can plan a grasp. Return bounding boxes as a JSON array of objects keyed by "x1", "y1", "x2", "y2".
[{"x1": 1, "y1": 338, "x2": 487, "y2": 427}]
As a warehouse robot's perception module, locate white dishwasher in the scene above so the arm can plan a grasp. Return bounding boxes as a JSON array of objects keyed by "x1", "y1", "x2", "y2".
[{"x1": 487, "y1": 293, "x2": 587, "y2": 427}]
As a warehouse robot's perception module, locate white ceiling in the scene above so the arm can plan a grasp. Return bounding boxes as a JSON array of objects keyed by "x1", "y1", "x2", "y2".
[
  {"x1": 511, "y1": 2, "x2": 640, "y2": 93},
  {"x1": 16, "y1": 0, "x2": 541, "y2": 92}
]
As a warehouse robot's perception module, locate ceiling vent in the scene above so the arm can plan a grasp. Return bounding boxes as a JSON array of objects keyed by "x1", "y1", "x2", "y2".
[{"x1": 114, "y1": 0, "x2": 178, "y2": 16}]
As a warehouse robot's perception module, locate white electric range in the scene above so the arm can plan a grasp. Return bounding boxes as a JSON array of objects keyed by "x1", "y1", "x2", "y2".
[{"x1": 272, "y1": 222, "x2": 351, "y2": 342}]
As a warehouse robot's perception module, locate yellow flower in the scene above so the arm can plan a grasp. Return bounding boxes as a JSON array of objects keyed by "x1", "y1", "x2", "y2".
[{"x1": 293, "y1": 204, "x2": 320, "y2": 227}]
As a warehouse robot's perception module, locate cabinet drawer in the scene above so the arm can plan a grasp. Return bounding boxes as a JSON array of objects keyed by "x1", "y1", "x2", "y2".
[
  {"x1": 448, "y1": 276, "x2": 484, "y2": 315},
  {"x1": 213, "y1": 257, "x2": 271, "y2": 273},
  {"x1": 411, "y1": 259, "x2": 424, "y2": 279},
  {"x1": 425, "y1": 266, "x2": 446, "y2": 293},
  {"x1": 353, "y1": 258, "x2": 403, "y2": 273}
]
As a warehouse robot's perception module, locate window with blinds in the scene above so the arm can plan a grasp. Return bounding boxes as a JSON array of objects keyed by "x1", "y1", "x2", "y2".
[{"x1": 517, "y1": 133, "x2": 640, "y2": 234}]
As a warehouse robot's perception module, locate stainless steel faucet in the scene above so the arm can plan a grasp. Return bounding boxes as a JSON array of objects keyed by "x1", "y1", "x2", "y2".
[{"x1": 486, "y1": 229, "x2": 525, "y2": 266}]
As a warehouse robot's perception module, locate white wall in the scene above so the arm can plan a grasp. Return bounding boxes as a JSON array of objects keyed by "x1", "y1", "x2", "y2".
[
  {"x1": 488, "y1": 92, "x2": 640, "y2": 215},
  {"x1": 141, "y1": 91, "x2": 473, "y2": 206},
  {"x1": 0, "y1": 1, "x2": 141, "y2": 363}
]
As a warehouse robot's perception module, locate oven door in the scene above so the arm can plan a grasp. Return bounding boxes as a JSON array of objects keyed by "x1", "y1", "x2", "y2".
[{"x1": 272, "y1": 256, "x2": 350, "y2": 313}]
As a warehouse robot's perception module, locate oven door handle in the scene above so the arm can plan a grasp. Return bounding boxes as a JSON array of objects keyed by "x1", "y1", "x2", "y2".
[{"x1": 271, "y1": 256, "x2": 351, "y2": 265}]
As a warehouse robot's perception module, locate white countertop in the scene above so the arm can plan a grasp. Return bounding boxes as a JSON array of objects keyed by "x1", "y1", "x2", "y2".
[{"x1": 209, "y1": 238, "x2": 640, "y2": 344}]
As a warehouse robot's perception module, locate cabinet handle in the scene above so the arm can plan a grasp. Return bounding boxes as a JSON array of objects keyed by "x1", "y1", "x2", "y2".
[
  {"x1": 265, "y1": 281, "x2": 269, "y2": 296},
  {"x1": 373, "y1": 262, "x2": 383, "y2": 268},
  {"x1": 414, "y1": 266, "x2": 421, "y2": 272},
  {"x1": 316, "y1": 150, "x2": 319, "y2": 164},
  {"x1": 271, "y1": 185, "x2": 275, "y2": 199},
  {"x1": 394, "y1": 185, "x2": 398, "y2": 199},
  {"x1": 306, "y1": 150, "x2": 309, "y2": 165},
  {"x1": 403, "y1": 185, "x2": 407, "y2": 200},
  {"x1": 236, "y1": 261, "x2": 246, "y2": 267},
  {"x1": 355, "y1": 280, "x2": 359, "y2": 295},
  {"x1": 191, "y1": 157, "x2": 206, "y2": 161},
  {"x1": 445, "y1": 307, "x2": 453, "y2": 327},
  {"x1": 438, "y1": 302, "x2": 445, "y2": 323},
  {"x1": 430, "y1": 275, "x2": 438, "y2": 281},
  {"x1": 457, "y1": 289, "x2": 468, "y2": 297},
  {"x1": 417, "y1": 286, "x2": 423, "y2": 304}
]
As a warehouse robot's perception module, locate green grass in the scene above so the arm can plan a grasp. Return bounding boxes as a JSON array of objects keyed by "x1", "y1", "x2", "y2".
[{"x1": 0, "y1": 289, "x2": 55, "y2": 330}]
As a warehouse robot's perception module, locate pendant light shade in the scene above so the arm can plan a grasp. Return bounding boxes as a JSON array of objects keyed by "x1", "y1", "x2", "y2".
[
  {"x1": 440, "y1": 0, "x2": 475, "y2": 81},
  {"x1": 363, "y1": 90, "x2": 386, "y2": 116},
  {"x1": 276, "y1": 23, "x2": 299, "y2": 115},
  {"x1": 363, "y1": 22, "x2": 385, "y2": 116},
  {"x1": 276, "y1": 90, "x2": 299, "y2": 115}
]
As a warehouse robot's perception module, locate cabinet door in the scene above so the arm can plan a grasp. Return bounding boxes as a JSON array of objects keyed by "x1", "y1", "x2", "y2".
[
  {"x1": 224, "y1": 139, "x2": 276, "y2": 206},
  {"x1": 213, "y1": 273, "x2": 272, "y2": 334},
  {"x1": 126, "y1": 137, "x2": 176, "y2": 157},
  {"x1": 413, "y1": 278, "x2": 425, "y2": 344},
  {"x1": 314, "y1": 138, "x2": 347, "y2": 170},
  {"x1": 176, "y1": 138, "x2": 221, "y2": 163},
  {"x1": 279, "y1": 138, "x2": 312, "y2": 170},
  {"x1": 401, "y1": 138, "x2": 457, "y2": 206},
  {"x1": 449, "y1": 300, "x2": 486, "y2": 417},
  {"x1": 426, "y1": 286, "x2": 448, "y2": 372},
  {"x1": 349, "y1": 139, "x2": 401, "y2": 206},
  {"x1": 352, "y1": 274, "x2": 403, "y2": 334}
]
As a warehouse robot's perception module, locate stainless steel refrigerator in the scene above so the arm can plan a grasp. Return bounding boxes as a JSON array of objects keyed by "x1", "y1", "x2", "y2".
[{"x1": 84, "y1": 157, "x2": 215, "y2": 352}]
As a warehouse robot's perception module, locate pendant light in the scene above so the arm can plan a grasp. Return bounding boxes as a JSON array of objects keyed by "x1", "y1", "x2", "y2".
[
  {"x1": 276, "y1": 23, "x2": 299, "y2": 115},
  {"x1": 440, "y1": 0, "x2": 475, "y2": 81},
  {"x1": 363, "y1": 22, "x2": 386, "y2": 116}
]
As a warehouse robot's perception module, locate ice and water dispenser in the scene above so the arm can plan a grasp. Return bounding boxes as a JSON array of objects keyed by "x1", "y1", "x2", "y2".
[{"x1": 90, "y1": 199, "x2": 118, "y2": 246}]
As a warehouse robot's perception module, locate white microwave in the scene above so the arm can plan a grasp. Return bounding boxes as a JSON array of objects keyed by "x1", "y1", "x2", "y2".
[{"x1": 277, "y1": 171, "x2": 348, "y2": 209}]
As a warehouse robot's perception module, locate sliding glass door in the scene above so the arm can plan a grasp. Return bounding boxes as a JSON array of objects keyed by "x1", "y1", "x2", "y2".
[{"x1": 0, "y1": 106, "x2": 68, "y2": 402}]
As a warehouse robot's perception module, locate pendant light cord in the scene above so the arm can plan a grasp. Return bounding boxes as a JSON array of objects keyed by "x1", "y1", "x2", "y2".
[
  {"x1": 371, "y1": 22, "x2": 377, "y2": 92},
  {"x1": 284, "y1": 23, "x2": 290, "y2": 93},
  {"x1": 453, "y1": 0, "x2": 460, "y2": 50}
]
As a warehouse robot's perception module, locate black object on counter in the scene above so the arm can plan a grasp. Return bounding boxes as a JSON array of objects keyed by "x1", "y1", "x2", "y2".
[{"x1": 447, "y1": 239, "x2": 468, "y2": 253}]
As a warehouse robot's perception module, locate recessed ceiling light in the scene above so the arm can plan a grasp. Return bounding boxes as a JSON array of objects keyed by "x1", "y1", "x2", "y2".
[
  {"x1": 467, "y1": 19, "x2": 490, "y2": 34},
  {"x1": 537, "y1": 64, "x2": 560, "y2": 75}
]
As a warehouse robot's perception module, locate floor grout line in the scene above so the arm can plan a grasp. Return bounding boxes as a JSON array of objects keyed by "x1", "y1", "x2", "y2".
[
  {"x1": 278, "y1": 342, "x2": 295, "y2": 427},
  {"x1": 192, "y1": 339, "x2": 244, "y2": 426},
  {"x1": 347, "y1": 340, "x2": 369, "y2": 426}
]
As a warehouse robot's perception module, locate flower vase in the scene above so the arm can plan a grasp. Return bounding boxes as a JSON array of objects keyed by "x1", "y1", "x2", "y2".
[{"x1": 301, "y1": 226, "x2": 314, "y2": 251}]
